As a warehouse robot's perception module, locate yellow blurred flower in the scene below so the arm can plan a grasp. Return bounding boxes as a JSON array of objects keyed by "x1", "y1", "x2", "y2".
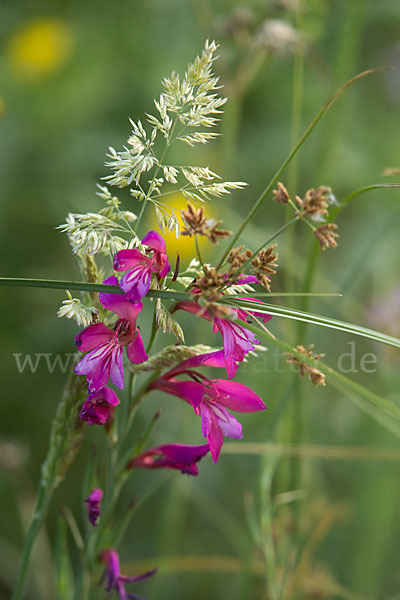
[
  {"x1": 146, "y1": 193, "x2": 215, "y2": 266},
  {"x1": 7, "y1": 18, "x2": 73, "y2": 79}
]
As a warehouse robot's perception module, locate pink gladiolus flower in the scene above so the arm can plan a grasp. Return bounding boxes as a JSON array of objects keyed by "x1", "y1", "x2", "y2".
[
  {"x1": 85, "y1": 488, "x2": 103, "y2": 526},
  {"x1": 75, "y1": 277, "x2": 147, "y2": 392},
  {"x1": 113, "y1": 230, "x2": 170, "y2": 301},
  {"x1": 175, "y1": 281, "x2": 272, "y2": 378},
  {"x1": 101, "y1": 548, "x2": 157, "y2": 600},
  {"x1": 80, "y1": 387, "x2": 120, "y2": 425},
  {"x1": 129, "y1": 443, "x2": 210, "y2": 476},
  {"x1": 150, "y1": 352, "x2": 266, "y2": 463}
]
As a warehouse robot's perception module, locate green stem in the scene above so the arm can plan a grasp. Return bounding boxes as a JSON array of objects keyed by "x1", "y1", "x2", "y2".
[
  {"x1": 135, "y1": 118, "x2": 176, "y2": 232},
  {"x1": 146, "y1": 308, "x2": 159, "y2": 355},
  {"x1": 195, "y1": 236, "x2": 205, "y2": 269},
  {"x1": 12, "y1": 366, "x2": 86, "y2": 600},
  {"x1": 11, "y1": 483, "x2": 51, "y2": 600},
  {"x1": 215, "y1": 67, "x2": 391, "y2": 270},
  {"x1": 285, "y1": 0, "x2": 304, "y2": 307},
  {"x1": 0, "y1": 277, "x2": 192, "y2": 300},
  {"x1": 238, "y1": 216, "x2": 299, "y2": 274}
]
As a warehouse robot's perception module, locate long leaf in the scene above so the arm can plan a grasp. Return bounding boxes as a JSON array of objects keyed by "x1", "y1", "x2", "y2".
[
  {"x1": 226, "y1": 298, "x2": 400, "y2": 350},
  {"x1": 0, "y1": 277, "x2": 339, "y2": 299}
]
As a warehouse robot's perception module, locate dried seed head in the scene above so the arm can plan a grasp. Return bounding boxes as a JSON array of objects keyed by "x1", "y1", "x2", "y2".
[
  {"x1": 314, "y1": 223, "x2": 339, "y2": 250},
  {"x1": 181, "y1": 203, "x2": 231, "y2": 243},
  {"x1": 227, "y1": 246, "x2": 252, "y2": 270},
  {"x1": 251, "y1": 244, "x2": 278, "y2": 291},
  {"x1": 195, "y1": 266, "x2": 226, "y2": 301},
  {"x1": 286, "y1": 344, "x2": 326, "y2": 387},
  {"x1": 296, "y1": 186, "x2": 333, "y2": 219},
  {"x1": 273, "y1": 182, "x2": 290, "y2": 204}
]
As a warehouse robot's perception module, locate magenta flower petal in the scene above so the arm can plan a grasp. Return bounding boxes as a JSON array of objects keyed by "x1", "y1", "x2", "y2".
[
  {"x1": 152, "y1": 378, "x2": 205, "y2": 408},
  {"x1": 75, "y1": 341, "x2": 124, "y2": 392},
  {"x1": 80, "y1": 387, "x2": 120, "y2": 425},
  {"x1": 200, "y1": 402, "x2": 242, "y2": 460},
  {"x1": 130, "y1": 443, "x2": 210, "y2": 476},
  {"x1": 120, "y1": 265, "x2": 153, "y2": 302},
  {"x1": 101, "y1": 549, "x2": 157, "y2": 599},
  {"x1": 126, "y1": 331, "x2": 148, "y2": 364},
  {"x1": 75, "y1": 322, "x2": 114, "y2": 352},
  {"x1": 214, "y1": 318, "x2": 259, "y2": 377},
  {"x1": 217, "y1": 412, "x2": 243, "y2": 439},
  {"x1": 167, "y1": 350, "x2": 226, "y2": 376},
  {"x1": 236, "y1": 274, "x2": 260, "y2": 285},
  {"x1": 75, "y1": 345, "x2": 112, "y2": 392},
  {"x1": 100, "y1": 276, "x2": 143, "y2": 324},
  {"x1": 102, "y1": 386, "x2": 121, "y2": 407},
  {"x1": 213, "y1": 379, "x2": 266, "y2": 412},
  {"x1": 142, "y1": 230, "x2": 166, "y2": 253},
  {"x1": 175, "y1": 301, "x2": 263, "y2": 377},
  {"x1": 207, "y1": 417, "x2": 225, "y2": 463},
  {"x1": 109, "y1": 344, "x2": 125, "y2": 389},
  {"x1": 174, "y1": 300, "x2": 210, "y2": 320},
  {"x1": 85, "y1": 488, "x2": 103, "y2": 526},
  {"x1": 157, "y1": 255, "x2": 171, "y2": 278},
  {"x1": 113, "y1": 248, "x2": 151, "y2": 271},
  {"x1": 237, "y1": 297, "x2": 273, "y2": 324}
]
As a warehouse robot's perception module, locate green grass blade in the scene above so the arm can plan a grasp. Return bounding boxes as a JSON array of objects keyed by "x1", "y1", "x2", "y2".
[
  {"x1": 227, "y1": 298, "x2": 400, "y2": 350},
  {"x1": 0, "y1": 277, "x2": 192, "y2": 301}
]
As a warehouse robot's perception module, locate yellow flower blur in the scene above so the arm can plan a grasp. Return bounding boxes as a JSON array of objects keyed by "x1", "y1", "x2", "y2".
[
  {"x1": 7, "y1": 18, "x2": 73, "y2": 78},
  {"x1": 146, "y1": 193, "x2": 215, "y2": 266}
]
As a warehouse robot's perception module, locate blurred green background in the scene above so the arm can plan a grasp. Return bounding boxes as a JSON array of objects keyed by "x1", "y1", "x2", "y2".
[{"x1": 1, "y1": 0, "x2": 400, "y2": 598}]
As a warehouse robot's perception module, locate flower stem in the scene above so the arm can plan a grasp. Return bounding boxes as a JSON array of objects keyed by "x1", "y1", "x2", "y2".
[
  {"x1": 11, "y1": 482, "x2": 51, "y2": 600},
  {"x1": 12, "y1": 365, "x2": 86, "y2": 600},
  {"x1": 237, "y1": 216, "x2": 299, "y2": 274}
]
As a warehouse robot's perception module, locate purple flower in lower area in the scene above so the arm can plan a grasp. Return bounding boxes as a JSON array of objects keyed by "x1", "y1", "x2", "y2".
[
  {"x1": 85, "y1": 488, "x2": 103, "y2": 526},
  {"x1": 101, "y1": 548, "x2": 157, "y2": 600},
  {"x1": 113, "y1": 230, "x2": 170, "y2": 302},
  {"x1": 150, "y1": 352, "x2": 266, "y2": 463},
  {"x1": 80, "y1": 387, "x2": 120, "y2": 425},
  {"x1": 175, "y1": 294, "x2": 272, "y2": 378},
  {"x1": 129, "y1": 443, "x2": 210, "y2": 476},
  {"x1": 75, "y1": 276, "x2": 147, "y2": 392}
]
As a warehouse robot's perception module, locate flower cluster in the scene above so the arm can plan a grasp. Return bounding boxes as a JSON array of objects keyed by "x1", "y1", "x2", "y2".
[{"x1": 75, "y1": 229, "x2": 268, "y2": 463}]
